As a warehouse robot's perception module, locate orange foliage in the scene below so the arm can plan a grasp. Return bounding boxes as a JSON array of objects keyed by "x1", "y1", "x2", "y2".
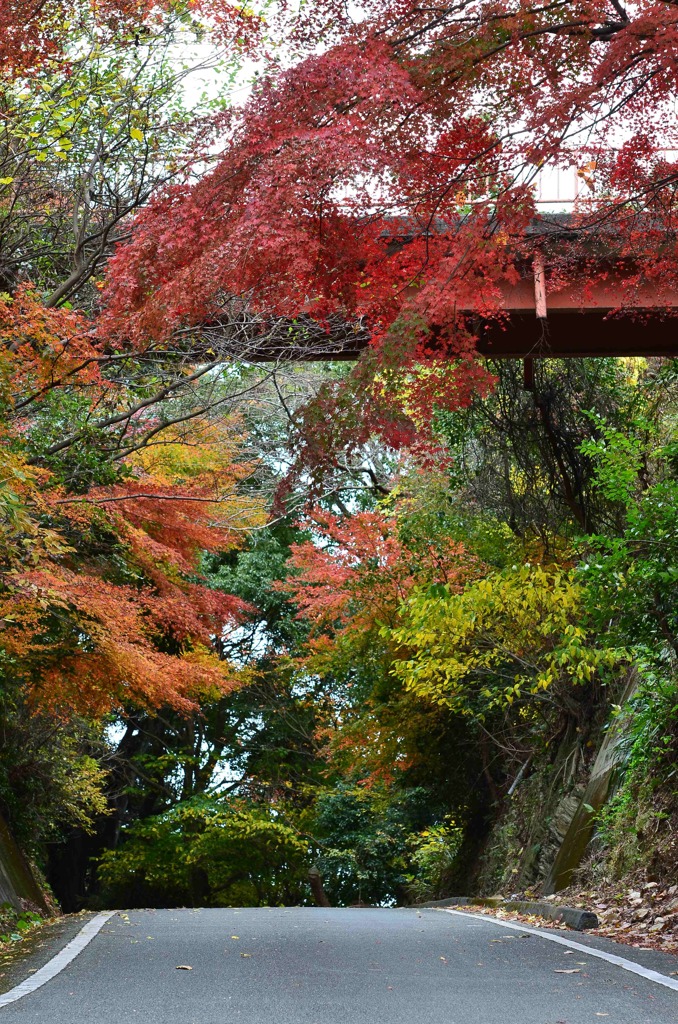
[
  {"x1": 281, "y1": 504, "x2": 484, "y2": 661},
  {"x1": 1, "y1": 446, "x2": 262, "y2": 716},
  {"x1": 1, "y1": 294, "x2": 266, "y2": 719},
  {"x1": 6, "y1": 573, "x2": 242, "y2": 717}
]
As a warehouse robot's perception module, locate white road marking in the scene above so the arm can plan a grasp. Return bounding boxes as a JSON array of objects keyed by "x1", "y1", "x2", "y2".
[
  {"x1": 439, "y1": 908, "x2": 678, "y2": 993},
  {"x1": 0, "y1": 911, "x2": 117, "y2": 1009}
]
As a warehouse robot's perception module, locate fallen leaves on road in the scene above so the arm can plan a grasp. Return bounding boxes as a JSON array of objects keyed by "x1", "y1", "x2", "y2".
[
  {"x1": 544, "y1": 880, "x2": 678, "y2": 955},
  {"x1": 554, "y1": 968, "x2": 581, "y2": 974},
  {"x1": 175, "y1": 965, "x2": 193, "y2": 971},
  {"x1": 449, "y1": 882, "x2": 678, "y2": 957}
]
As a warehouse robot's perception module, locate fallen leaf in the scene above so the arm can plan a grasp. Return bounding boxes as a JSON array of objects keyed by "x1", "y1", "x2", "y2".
[
  {"x1": 240, "y1": 952, "x2": 252, "y2": 958},
  {"x1": 175, "y1": 965, "x2": 193, "y2": 971},
  {"x1": 231, "y1": 935, "x2": 239, "y2": 940},
  {"x1": 554, "y1": 968, "x2": 581, "y2": 974}
]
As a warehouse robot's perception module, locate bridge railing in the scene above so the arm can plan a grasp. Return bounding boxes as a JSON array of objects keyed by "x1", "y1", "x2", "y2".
[{"x1": 531, "y1": 149, "x2": 678, "y2": 210}]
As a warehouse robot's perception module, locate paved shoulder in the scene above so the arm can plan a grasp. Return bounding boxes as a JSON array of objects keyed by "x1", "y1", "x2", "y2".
[
  {"x1": 0, "y1": 914, "x2": 103, "y2": 997},
  {"x1": 0, "y1": 907, "x2": 676, "y2": 1023}
]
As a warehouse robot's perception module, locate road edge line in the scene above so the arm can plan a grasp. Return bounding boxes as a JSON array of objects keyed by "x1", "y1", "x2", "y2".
[
  {"x1": 415, "y1": 896, "x2": 597, "y2": 930},
  {"x1": 437, "y1": 907, "x2": 678, "y2": 993},
  {"x1": 0, "y1": 911, "x2": 117, "y2": 1009}
]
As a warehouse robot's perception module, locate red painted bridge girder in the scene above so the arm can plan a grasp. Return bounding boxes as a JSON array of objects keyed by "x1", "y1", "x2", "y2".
[
  {"x1": 249, "y1": 223, "x2": 678, "y2": 361},
  {"x1": 472, "y1": 271, "x2": 678, "y2": 358},
  {"x1": 316, "y1": 273, "x2": 678, "y2": 361}
]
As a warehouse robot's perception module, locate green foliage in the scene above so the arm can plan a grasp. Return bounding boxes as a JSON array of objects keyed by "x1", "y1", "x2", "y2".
[
  {"x1": 580, "y1": 420, "x2": 678, "y2": 657},
  {"x1": 0, "y1": 10, "x2": 237, "y2": 306},
  {"x1": 595, "y1": 667, "x2": 678, "y2": 880},
  {"x1": 0, "y1": 905, "x2": 43, "y2": 948},
  {"x1": 25, "y1": 390, "x2": 136, "y2": 490},
  {"x1": 0, "y1": 681, "x2": 109, "y2": 851},
  {"x1": 404, "y1": 819, "x2": 464, "y2": 902},
  {"x1": 388, "y1": 467, "x2": 520, "y2": 570},
  {"x1": 98, "y1": 797, "x2": 310, "y2": 908},
  {"x1": 579, "y1": 416, "x2": 649, "y2": 504},
  {"x1": 311, "y1": 784, "x2": 419, "y2": 906},
  {"x1": 437, "y1": 358, "x2": 644, "y2": 542},
  {"x1": 204, "y1": 525, "x2": 309, "y2": 658}
]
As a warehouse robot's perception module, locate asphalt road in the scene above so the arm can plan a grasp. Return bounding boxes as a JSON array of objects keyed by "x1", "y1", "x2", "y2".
[{"x1": 1, "y1": 907, "x2": 677, "y2": 1023}]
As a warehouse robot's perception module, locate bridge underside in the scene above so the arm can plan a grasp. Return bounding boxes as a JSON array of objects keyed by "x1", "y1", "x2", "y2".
[
  {"x1": 475, "y1": 310, "x2": 677, "y2": 358},
  {"x1": 458, "y1": 266, "x2": 678, "y2": 359},
  {"x1": 245, "y1": 268, "x2": 678, "y2": 361},
  {"x1": 279, "y1": 309, "x2": 676, "y2": 361},
  {"x1": 259, "y1": 219, "x2": 678, "y2": 361}
]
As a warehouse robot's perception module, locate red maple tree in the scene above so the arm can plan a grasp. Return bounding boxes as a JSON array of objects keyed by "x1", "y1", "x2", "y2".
[
  {"x1": 281, "y1": 504, "x2": 484, "y2": 655},
  {"x1": 98, "y1": 0, "x2": 678, "y2": 462}
]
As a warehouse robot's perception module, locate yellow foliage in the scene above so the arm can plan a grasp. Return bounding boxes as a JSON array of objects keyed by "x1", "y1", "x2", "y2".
[
  {"x1": 389, "y1": 563, "x2": 617, "y2": 717},
  {"x1": 131, "y1": 418, "x2": 248, "y2": 486}
]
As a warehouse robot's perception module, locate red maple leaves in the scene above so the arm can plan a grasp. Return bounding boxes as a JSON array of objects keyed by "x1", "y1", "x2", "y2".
[
  {"x1": 282, "y1": 504, "x2": 483, "y2": 646},
  {"x1": 100, "y1": 0, "x2": 678, "y2": 388}
]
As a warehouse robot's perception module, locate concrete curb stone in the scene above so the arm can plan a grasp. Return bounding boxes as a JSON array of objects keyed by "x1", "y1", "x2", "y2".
[{"x1": 413, "y1": 896, "x2": 598, "y2": 931}]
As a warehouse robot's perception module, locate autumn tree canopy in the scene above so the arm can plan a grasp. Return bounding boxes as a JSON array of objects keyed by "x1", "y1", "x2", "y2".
[
  {"x1": 0, "y1": 0, "x2": 273, "y2": 754},
  {"x1": 102, "y1": 0, "x2": 678, "y2": 430},
  {"x1": 2, "y1": 0, "x2": 678, "y2": 921},
  {"x1": 0, "y1": 0, "x2": 261, "y2": 77}
]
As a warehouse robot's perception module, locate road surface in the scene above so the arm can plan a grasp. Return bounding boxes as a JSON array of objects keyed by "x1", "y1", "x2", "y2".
[{"x1": 0, "y1": 907, "x2": 676, "y2": 1023}]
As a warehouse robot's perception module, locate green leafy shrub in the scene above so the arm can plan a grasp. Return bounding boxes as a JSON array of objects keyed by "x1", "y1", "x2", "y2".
[
  {"x1": 595, "y1": 667, "x2": 678, "y2": 879},
  {"x1": 0, "y1": 904, "x2": 43, "y2": 948},
  {"x1": 98, "y1": 796, "x2": 310, "y2": 908},
  {"x1": 404, "y1": 820, "x2": 464, "y2": 902}
]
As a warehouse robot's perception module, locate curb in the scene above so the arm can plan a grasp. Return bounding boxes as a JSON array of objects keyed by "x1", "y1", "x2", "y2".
[{"x1": 413, "y1": 896, "x2": 598, "y2": 931}]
